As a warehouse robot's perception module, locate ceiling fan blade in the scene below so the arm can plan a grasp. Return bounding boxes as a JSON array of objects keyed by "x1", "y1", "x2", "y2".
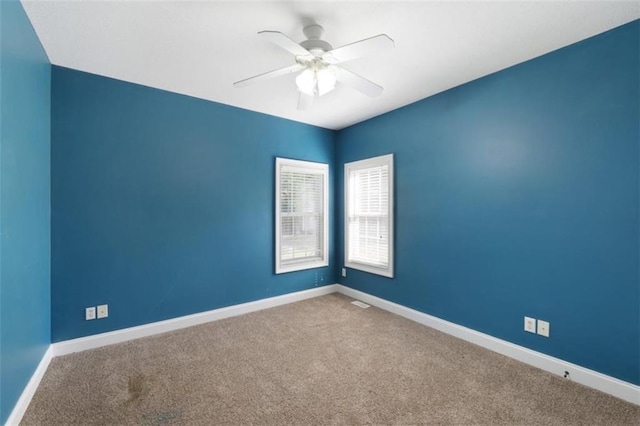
[
  {"x1": 323, "y1": 34, "x2": 394, "y2": 64},
  {"x1": 233, "y1": 63, "x2": 305, "y2": 88},
  {"x1": 259, "y1": 30, "x2": 312, "y2": 58},
  {"x1": 334, "y1": 67, "x2": 384, "y2": 97},
  {"x1": 297, "y1": 92, "x2": 314, "y2": 111}
]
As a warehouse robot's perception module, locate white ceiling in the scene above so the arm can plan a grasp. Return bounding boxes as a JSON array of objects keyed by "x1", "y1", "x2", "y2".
[{"x1": 22, "y1": 1, "x2": 640, "y2": 130}]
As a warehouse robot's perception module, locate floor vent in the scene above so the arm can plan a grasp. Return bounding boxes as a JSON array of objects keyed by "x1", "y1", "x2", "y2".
[{"x1": 351, "y1": 300, "x2": 370, "y2": 309}]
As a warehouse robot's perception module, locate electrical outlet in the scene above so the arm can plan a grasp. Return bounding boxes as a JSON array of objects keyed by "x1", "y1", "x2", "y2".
[
  {"x1": 97, "y1": 304, "x2": 109, "y2": 319},
  {"x1": 85, "y1": 307, "x2": 96, "y2": 321},
  {"x1": 342, "y1": 268, "x2": 346, "y2": 277},
  {"x1": 537, "y1": 319, "x2": 550, "y2": 337},
  {"x1": 524, "y1": 316, "x2": 536, "y2": 333}
]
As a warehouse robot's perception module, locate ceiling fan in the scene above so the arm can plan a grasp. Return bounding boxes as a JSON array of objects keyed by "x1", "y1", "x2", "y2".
[{"x1": 233, "y1": 24, "x2": 394, "y2": 110}]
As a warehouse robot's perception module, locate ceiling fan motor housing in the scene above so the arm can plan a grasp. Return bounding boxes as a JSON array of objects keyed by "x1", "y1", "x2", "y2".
[{"x1": 300, "y1": 24, "x2": 332, "y2": 56}]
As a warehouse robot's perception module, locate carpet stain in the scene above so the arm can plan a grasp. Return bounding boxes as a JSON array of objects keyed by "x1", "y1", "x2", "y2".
[
  {"x1": 21, "y1": 294, "x2": 640, "y2": 425},
  {"x1": 127, "y1": 372, "x2": 150, "y2": 402}
]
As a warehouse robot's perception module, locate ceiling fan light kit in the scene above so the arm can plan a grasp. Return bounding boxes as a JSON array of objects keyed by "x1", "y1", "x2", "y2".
[
  {"x1": 295, "y1": 65, "x2": 337, "y2": 97},
  {"x1": 233, "y1": 24, "x2": 394, "y2": 110}
]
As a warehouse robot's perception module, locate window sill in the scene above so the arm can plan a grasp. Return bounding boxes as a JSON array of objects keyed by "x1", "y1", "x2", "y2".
[
  {"x1": 345, "y1": 261, "x2": 394, "y2": 278},
  {"x1": 276, "y1": 260, "x2": 329, "y2": 274}
]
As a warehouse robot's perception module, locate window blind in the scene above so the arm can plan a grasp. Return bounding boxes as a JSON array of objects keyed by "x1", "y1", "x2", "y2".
[
  {"x1": 280, "y1": 169, "x2": 323, "y2": 263},
  {"x1": 345, "y1": 154, "x2": 394, "y2": 278},
  {"x1": 348, "y1": 164, "x2": 389, "y2": 267},
  {"x1": 276, "y1": 158, "x2": 328, "y2": 274}
]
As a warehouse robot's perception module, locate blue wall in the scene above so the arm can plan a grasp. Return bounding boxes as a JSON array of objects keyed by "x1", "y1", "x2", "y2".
[
  {"x1": 51, "y1": 67, "x2": 335, "y2": 342},
  {"x1": 0, "y1": 0, "x2": 51, "y2": 423},
  {"x1": 336, "y1": 21, "x2": 639, "y2": 385},
  {"x1": 2, "y1": 12, "x2": 636, "y2": 422}
]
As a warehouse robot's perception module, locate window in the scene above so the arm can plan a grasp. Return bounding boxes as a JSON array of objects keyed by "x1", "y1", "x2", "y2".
[
  {"x1": 345, "y1": 154, "x2": 394, "y2": 278},
  {"x1": 275, "y1": 157, "x2": 329, "y2": 274}
]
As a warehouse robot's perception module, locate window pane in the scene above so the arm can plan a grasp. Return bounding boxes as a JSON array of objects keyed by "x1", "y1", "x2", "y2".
[
  {"x1": 345, "y1": 154, "x2": 394, "y2": 278},
  {"x1": 276, "y1": 158, "x2": 328, "y2": 274},
  {"x1": 348, "y1": 216, "x2": 388, "y2": 267}
]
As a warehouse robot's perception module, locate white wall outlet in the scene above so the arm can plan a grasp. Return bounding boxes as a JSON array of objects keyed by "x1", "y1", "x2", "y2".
[
  {"x1": 537, "y1": 319, "x2": 550, "y2": 337},
  {"x1": 97, "y1": 304, "x2": 109, "y2": 319},
  {"x1": 524, "y1": 316, "x2": 536, "y2": 333},
  {"x1": 342, "y1": 268, "x2": 346, "y2": 277},
  {"x1": 85, "y1": 307, "x2": 96, "y2": 320}
]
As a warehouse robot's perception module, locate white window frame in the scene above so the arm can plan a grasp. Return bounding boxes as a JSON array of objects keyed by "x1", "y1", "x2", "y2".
[
  {"x1": 275, "y1": 157, "x2": 329, "y2": 274},
  {"x1": 344, "y1": 154, "x2": 394, "y2": 278}
]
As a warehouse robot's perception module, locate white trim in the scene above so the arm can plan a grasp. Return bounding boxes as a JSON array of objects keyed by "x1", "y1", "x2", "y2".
[
  {"x1": 7, "y1": 283, "x2": 637, "y2": 426},
  {"x1": 6, "y1": 285, "x2": 338, "y2": 425},
  {"x1": 275, "y1": 157, "x2": 329, "y2": 274},
  {"x1": 344, "y1": 153, "x2": 394, "y2": 278},
  {"x1": 52, "y1": 285, "x2": 338, "y2": 357},
  {"x1": 5, "y1": 346, "x2": 54, "y2": 426},
  {"x1": 335, "y1": 285, "x2": 640, "y2": 406}
]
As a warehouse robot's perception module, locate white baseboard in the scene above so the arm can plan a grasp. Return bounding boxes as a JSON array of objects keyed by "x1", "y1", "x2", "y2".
[
  {"x1": 335, "y1": 284, "x2": 640, "y2": 406},
  {"x1": 7, "y1": 282, "x2": 637, "y2": 426},
  {"x1": 53, "y1": 284, "x2": 338, "y2": 357},
  {"x1": 6, "y1": 285, "x2": 338, "y2": 426},
  {"x1": 5, "y1": 346, "x2": 54, "y2": 426}
]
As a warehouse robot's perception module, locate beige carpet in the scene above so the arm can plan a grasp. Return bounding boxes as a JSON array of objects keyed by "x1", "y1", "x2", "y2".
[{"x1": 22, "y1": 293, "x2": 639, "y2": 425}]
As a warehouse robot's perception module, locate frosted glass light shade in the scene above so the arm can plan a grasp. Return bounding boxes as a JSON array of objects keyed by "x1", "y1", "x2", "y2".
[
  {"x1": 296, "y1": 69, "x2": 316, "y2": 96},
  {"x1": 295, "y1": 66, "x2": 337, "y2": 97},
  {"x1": 317, "y1": 68, "x2": 337, "y2": 96}
]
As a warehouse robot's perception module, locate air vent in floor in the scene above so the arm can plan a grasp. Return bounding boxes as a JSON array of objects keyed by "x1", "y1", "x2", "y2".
[{"x1": 351, "y1": 300, "x2": 370, "y2": 309}]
